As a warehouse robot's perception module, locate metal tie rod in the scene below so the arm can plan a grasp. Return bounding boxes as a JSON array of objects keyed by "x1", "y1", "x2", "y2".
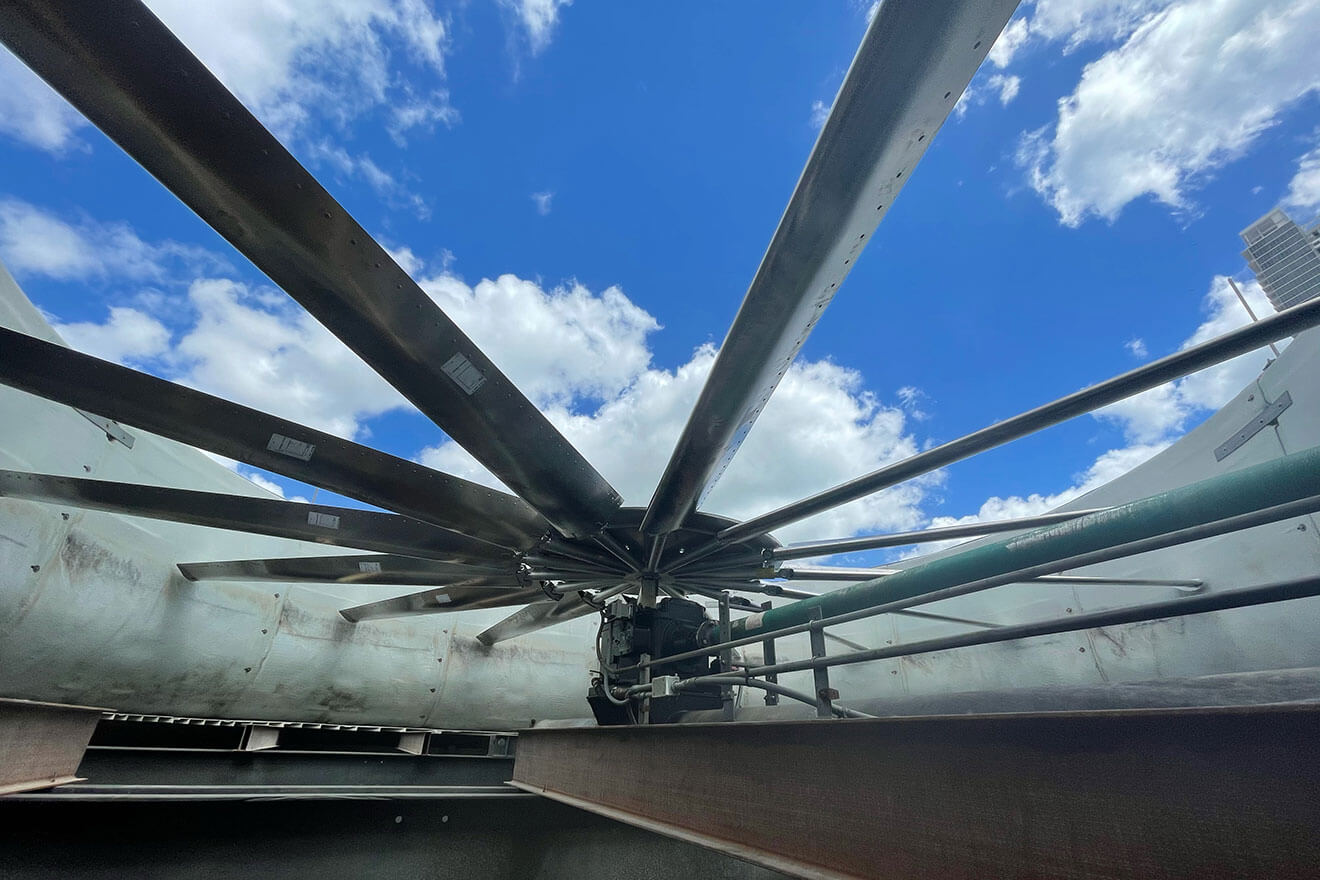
[
  {"x1": 739, "y1": 574, "x2": 1320, "y2": 680},
  {"x1": 615, "y1": 490, "x2": 1320, "y2": 674},
  {"x1": 670, "y1": 295, "x2": 1320, "y2": 566},
  {"x1": 769, "y1": 508, "x2": 1109, "y2": 560}
]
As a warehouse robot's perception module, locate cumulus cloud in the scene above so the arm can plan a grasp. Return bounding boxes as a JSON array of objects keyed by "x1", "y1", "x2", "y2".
[
  {"x1": 143, "y1": 0, "x2": 450, "y2": 137},
  {"x1": 167, "y1": 278, "x2": 410, "y2": 439},
  {"x1": 1283, "y1": 139, "x2": 1320, "y2": 216},
  {"x1": 419, "y1": 344, "x2": 930, "y2": 544},
  {"x1": 0, "y1": 198, "x2": 225, "y2": 283},
  {"x1": 0, "y1": 48, "x2": 89, "y2": 153},
  {"x1": 531, "y1": 191, "x2": 554, "y2": 215},
  {"x1": 1018, "y1": 0, "x2": 1320, "y2": 226},
  {"x1": 1026, "y1": 0, "x2": 1173, "y2": 48},
  {"x1": 1125, "y1": 337, "x2": 1148, "y2": 358},
  {"x1": 987, "y1": 16, "x2": 1030, "y2": 67},
  {"x1": 53, "y1": 307, "x2": 171, "y2": 366}
]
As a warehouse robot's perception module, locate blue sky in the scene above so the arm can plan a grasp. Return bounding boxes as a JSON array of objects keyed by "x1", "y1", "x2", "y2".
[{"x1": 1, "y1": 0, "x2": 1319, "y2": 560}]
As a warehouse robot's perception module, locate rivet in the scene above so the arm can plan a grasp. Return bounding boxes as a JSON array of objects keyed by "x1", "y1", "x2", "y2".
[
  {"x1": 321, "y1": 210, "x2": 332, "y2": 220},
  {"x1": 30, "y1": 564, "x2": 40, "y2": 573},
  {"x1": 1078, "y1": 647, "x2": 1086, "y2": 653},
  {"x1": 261, "y1": 629, "x2": 268, "y2": 634},
  {"x1": 274, "y1": 593, "x2": 280, "y2": 598},
  {"x1": 244, "y1": 667, "x2": 252, "y2": 673}
]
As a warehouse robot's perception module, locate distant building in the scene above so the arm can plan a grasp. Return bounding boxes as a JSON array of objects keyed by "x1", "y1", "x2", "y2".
[{"x1": 1241, "y1": 208, "x2": 1320, "y2": 312}]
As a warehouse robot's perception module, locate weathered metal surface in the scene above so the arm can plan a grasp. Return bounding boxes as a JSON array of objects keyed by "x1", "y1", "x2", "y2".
[
  {"x1": 0, "y1": 0, "x2": 622, "y2": 538},
  {"x1": 0, "y1": 698, "x2": 103, "y2": 794},
  {"x1": 514, "y1": 706, "x2": 1320, "y2": 879},
  {"x1": 177, "y1": 554, "x2": 510, "y2": 585},
  {"x1": 642, "y1": 0, "x2": 1019, "y2": 537},
  {"x1": 0, "y1": 797, "x2": 789, "y2": 879},
  {"x1": 0, "y1": 471, "x2": 514, "y2": 564},
  {"x1": 0, "y1": 328, "x2": 546, "y2": 548}
]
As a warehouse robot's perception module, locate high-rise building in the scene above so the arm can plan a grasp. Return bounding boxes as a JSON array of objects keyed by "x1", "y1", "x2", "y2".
[{"x1": 1241, "y1": 208, "x2": 1320, "y2": 312}]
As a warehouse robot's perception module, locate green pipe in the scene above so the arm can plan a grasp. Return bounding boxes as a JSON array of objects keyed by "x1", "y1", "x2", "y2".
[{"x1": 732, "y1": 445, "x2": 1320, "y2": 638}]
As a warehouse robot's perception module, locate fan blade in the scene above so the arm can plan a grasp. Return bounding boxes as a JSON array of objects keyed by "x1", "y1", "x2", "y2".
[
  {"x1": 0, "y1": 328, "x2": 547, "y2": 550},
  {"x1": 641, "y1": 0, "x2": 1018, "y2": 537},
  {"x1": 0, "y1": 471, "x2": 513, "y2": 564},
  {"x1": 0, "y1": 0, "x2": 621, "y2": 538},
  {"x1": 475, "y1": 583, "x2": 630, "y2": 646},
  {"x1": 341, "y1": 585, "x2": 548, "y2": 623},
  {"x1": 178, "y1": 554, "x2": 514, "y2": 585}
]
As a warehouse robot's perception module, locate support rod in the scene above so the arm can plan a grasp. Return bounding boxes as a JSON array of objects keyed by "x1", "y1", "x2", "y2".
[
  {"x1": 769, "y1": 508, "x2": 1108, "y2": 560},
  {"x1": 675, "y1": 296, "x2": 1320, "y2": 560},
  {"x1": 741, "y1": 574, "x2": 1320, "y2": 679},
  {"x1": 729, "y1": 446, "x2": 1320, "y2": 639}
]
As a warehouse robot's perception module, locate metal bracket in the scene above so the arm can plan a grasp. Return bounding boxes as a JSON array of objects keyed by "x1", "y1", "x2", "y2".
[
  {"x1": 1215, "y1": 391, "x2": 1291, "y2": 462},
  {"x1": 75, "y1": 409, "x2": 135, "y2": 448}
]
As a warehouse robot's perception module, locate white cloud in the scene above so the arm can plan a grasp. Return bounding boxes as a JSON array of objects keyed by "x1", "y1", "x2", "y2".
[
  {"x1": 0, "y1": 198, "x2": 224, "y2": 283},
  {"x1": 168, "y1": 278, "x2": 410, "y2": 439},
  {"x1": 531, "y1": 191, "x2": 554, "y2": 215},
  {"x1": 1094, "y1": 275, "x2": 1278, "y2": 444},
  {"x1": 384, "y1": 245, "x2": 425, "y2": 276},
  {"x1": 1125, "y1": 337, "x2": 1148, "y2": 358},
  {"x1": 415, "y1": 279, "x2": 932, "y2": 544},
  {"x1": 0, "y1": 48, "x2": 89, "y2": 153},
  {"x1": 1026, "y1": 0, "x2": 1173, "y2": 49},
  {"x1": 142, "y1": 0, "x2": 451, "y2": 139},
  {"x1": 1283, "y1": 139, "x2": 1320, "y2": 216},
  {"x1": 419, "y1": 272, "x2": 660, "y2": 406},
  {"x1": 988, "y1": 17, "x2": 1030, "y2": 67},
  {"x1": 304, "y1": 142, "x2": 430, "y2": 218},
  {"x1": 509, "y1": 0, "x2": 572, "y2": 54},
  {"x1": 1019, "y1": 0, "x2": 1320, "y2": 226},
  {"x1": 810, "y1": 99, "x2": 831, "y2": 130},
  {"x1": 955, "y1": 74, "x2": 1022, "y2": 119},
  {"x1": 387, "y1": 88, "x2": 459, "y2": 145},
  {"x1": 53, "y1": 307, "x2": 171, "y2": 366}
]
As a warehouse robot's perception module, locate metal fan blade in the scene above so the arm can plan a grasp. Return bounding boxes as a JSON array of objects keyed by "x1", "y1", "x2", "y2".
[
  {"x1": 0, "y1": 0, "x2": 621, "y2": 538},
  {"x1": 641, "y1": 0, "x2": 1018, "y2": 537},
  {"x1": 475, "y1": 586, "x2": 622, "y2": 646},
  {"x1": 178, "y1": 554, "x2": 514, "y2": 585},
  {"x1": 0, "y1": 471, "x2": 513, "y2": 564},
  {"x1": 341, "y1": 585, "x2": 549, "y2": 623},
  {"x1": 0, "y1": 328, "x2": 547, "y2": 550}
]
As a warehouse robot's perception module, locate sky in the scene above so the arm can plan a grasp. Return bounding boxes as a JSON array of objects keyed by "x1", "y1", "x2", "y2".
[{"x1": 1, "y1": 0, "x2": 1319, "y2": 563}]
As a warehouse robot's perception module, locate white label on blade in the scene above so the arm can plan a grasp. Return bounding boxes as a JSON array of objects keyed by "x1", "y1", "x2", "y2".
[
  {"x1": 267, "y1": 433, "x2": 316, "y2": 461},
  {"x1": 432, "y1": 592, "x2": 452, "y2": 605},
  {"x1": 441, "y1": 352, "x2": 486, "y2": 395},
  {"x1": 358, "y1": 561, "x2": 382, "y2": 573},
  {"x1": 307, "y1": 511, "x2": 340, "y2": 529},
  {"x1": 745, "y1": 612, "x2": 765, "y2": 631}
]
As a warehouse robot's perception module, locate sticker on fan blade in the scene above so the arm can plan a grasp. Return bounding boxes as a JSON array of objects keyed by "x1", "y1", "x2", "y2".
[
  {"x1": 441, "y1": 353, "x2": 487, "y2": 394},
  {"x1": 307, "y1": 511, "x2": 341, "y2": 529},
  {"x1": 433, "y1": 592, "x2": 452, "y2": 604},
  {"x1": 266, "y1": 433, "x2": 316, "y2": 461},
  {"x1": 358, "y1": 561, "x2": 382, "y2": 573}
]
